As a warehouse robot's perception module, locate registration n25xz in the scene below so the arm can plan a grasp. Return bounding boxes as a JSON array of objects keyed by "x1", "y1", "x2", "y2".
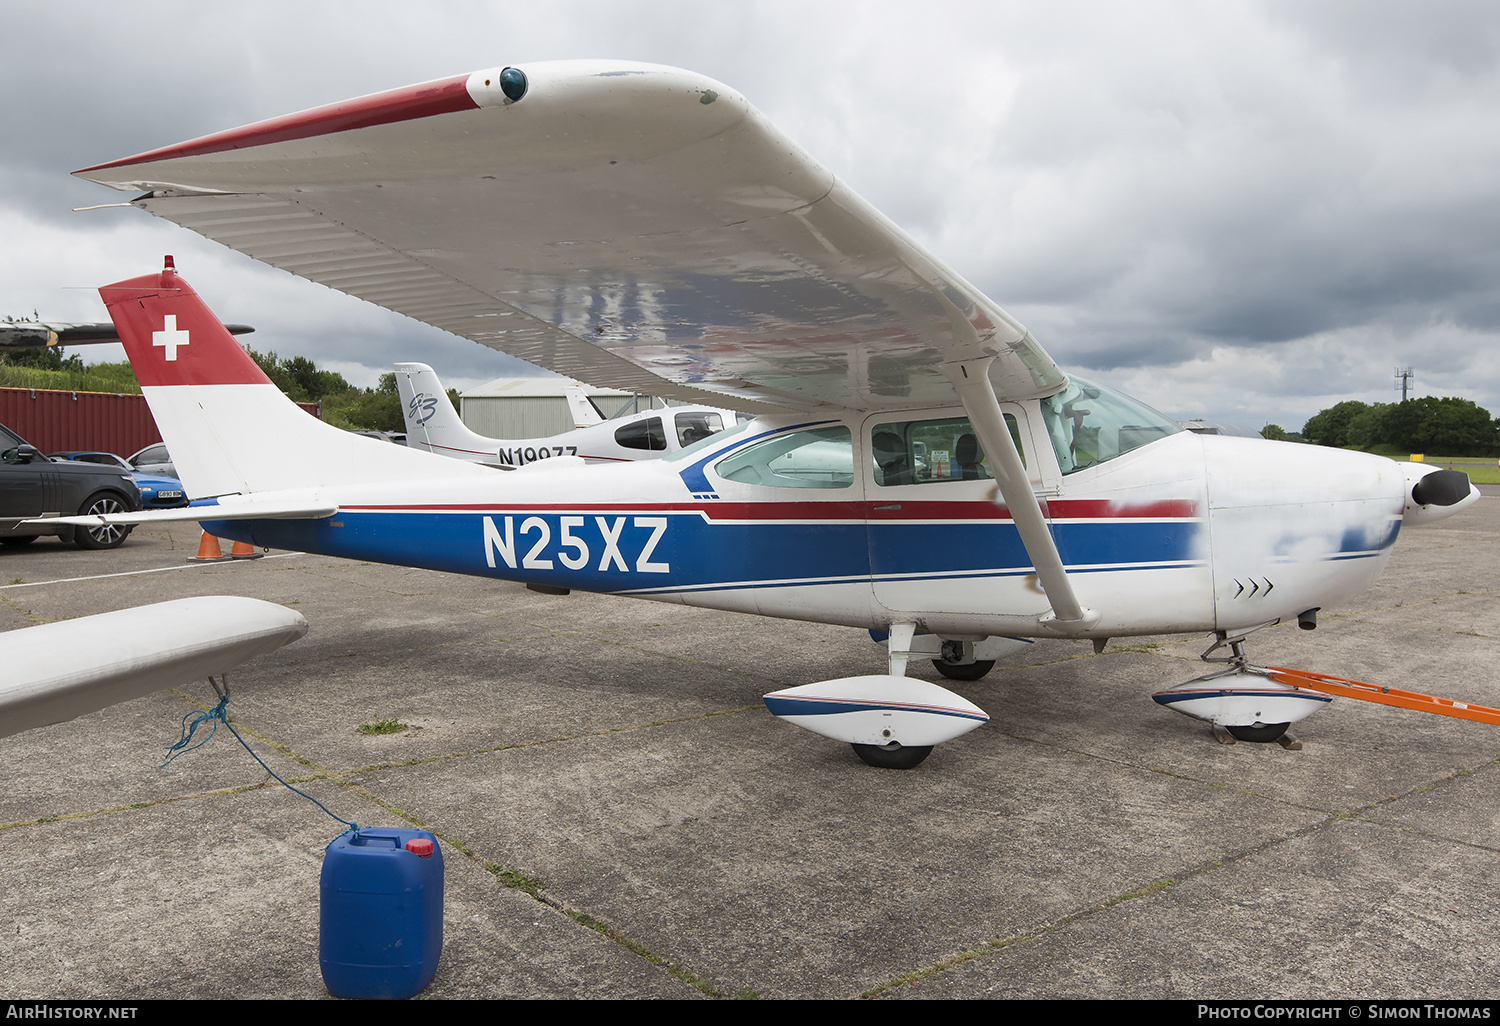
[{"x1": 483, "y1": 514, "x2": 670, "y2": 573}]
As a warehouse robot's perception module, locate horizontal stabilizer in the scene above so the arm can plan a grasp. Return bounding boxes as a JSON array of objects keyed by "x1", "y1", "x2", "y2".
[
  {"x1": 34, "y1": 493, "x2": 338, "y2": 528},
  {"x1": 764, "y1": 675, "x2": 988, "y2": 748},
  {"x1": 2, "y1": 597, "x2": 307, "y2": 739}
]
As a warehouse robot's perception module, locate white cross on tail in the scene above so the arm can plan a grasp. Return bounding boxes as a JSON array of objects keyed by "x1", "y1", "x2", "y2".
[{"x1": 153, "y1": 315, "x2": 190, "y2": 361}]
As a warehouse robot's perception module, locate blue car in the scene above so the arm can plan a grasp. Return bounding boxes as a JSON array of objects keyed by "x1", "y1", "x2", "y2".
[{"x1": 49, "y1": 451, "x2": 189, "y2": 508}]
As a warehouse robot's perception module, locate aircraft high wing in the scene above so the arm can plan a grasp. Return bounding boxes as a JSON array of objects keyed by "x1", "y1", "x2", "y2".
[
  {"x1": 67, "y1": 63, "x2": 1483, "y2": 767},
  {"x1": 74, "y1": 61, "x2": 1063, "y2": 415}
]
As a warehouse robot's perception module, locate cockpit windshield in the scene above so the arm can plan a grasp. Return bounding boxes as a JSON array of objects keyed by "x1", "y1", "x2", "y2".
[{"x1": 1039, "y1": 376, "x2": 1181, "y2": 474}]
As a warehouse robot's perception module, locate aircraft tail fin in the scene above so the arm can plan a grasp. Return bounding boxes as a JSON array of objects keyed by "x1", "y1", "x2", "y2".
[
  {"x1": 101, "y1": 259, "x2": 492, "y2": 500},
  {"x1": 393, "y1": 362, "x2": 501, "y2": 463},
  {"x1": 563, "y1": 383, "x2": 605, "y2": 428}
]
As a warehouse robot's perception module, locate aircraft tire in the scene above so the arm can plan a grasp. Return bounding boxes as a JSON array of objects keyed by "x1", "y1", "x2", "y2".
[
  {"x1": 931, "y1": 658, "x2": 995, "y2": 681},
  {"x1": 1225, "y1": 722, "x2": 1290, "y2": 743},
  {"x1": 74, "y1": 492, "x2": 134, "y2": 550},
  {"x1": 851, "y1": 742, "x2": 934, "y2": 769}
]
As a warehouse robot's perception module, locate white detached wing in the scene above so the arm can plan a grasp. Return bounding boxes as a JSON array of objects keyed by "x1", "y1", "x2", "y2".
[{"x1": 76, "y1": 61, "x2": 1064, "y2": 413}]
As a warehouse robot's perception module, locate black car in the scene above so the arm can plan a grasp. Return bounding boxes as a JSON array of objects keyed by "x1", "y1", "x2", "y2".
[{"x1": 1, "y1": 422, "x2": 142, "y2": 549}]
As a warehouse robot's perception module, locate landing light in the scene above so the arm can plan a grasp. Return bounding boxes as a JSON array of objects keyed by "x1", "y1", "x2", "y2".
[{"x1": 500, "y1": 67, "x2": 527, "y2": 103}]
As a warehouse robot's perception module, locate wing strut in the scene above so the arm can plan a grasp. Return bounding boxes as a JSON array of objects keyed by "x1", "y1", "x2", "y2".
[{"x1": 943, "y1": 358, "x2": 1097, "y2": 634}]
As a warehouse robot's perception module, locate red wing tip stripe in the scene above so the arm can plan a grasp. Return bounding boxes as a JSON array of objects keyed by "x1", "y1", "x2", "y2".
[{"x1": 77, "y1": 75, "x2": 476, "y2": 174}]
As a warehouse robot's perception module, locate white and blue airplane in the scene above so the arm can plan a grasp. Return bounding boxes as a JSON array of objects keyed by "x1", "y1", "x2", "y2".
[
  {"x1": 60, "y1": 62, "x2": 1480, "y2": 767},
  {"x1": 394, "y1": 361, "x2": 742, "y2": 468}
]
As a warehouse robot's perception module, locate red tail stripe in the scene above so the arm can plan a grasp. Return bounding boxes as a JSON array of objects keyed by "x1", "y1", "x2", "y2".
[{"x1": 99, "y1": 270, "x2": 272, "y2": 387}]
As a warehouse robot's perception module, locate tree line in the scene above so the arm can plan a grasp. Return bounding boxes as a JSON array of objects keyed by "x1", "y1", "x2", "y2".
[
  {"x1": 1, "y1": 342, "x2": 457, "y2": 435},
  {"x1": 1302, "y1": 397, "x2": 1499, "y2": 457},
  {"x1": 244, "y1": 349, "x2": 459, "y2": 433}
]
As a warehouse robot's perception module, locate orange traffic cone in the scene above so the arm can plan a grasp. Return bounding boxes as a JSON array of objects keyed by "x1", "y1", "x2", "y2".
[
  {"x1": 189, "y1": 531, "x2": 230, "y2": 562},
  {"x1": 230, "y1": 539, "x2": 264, "y2": 560}
]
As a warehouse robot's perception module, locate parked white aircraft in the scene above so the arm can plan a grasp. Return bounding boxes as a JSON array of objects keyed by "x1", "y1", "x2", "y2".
[
  {"x1": 393, "y1": 361, "x2": 740, "y2": 467},
  {"x1": 63, "y1": 62, "x2": 1481, "y2": 766}
]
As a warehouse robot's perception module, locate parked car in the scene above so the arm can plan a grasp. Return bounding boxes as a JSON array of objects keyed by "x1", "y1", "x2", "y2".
[
  {"x1": 127, "y1": 442, "x2": 176, "y2": 479},
  {"x1": 1, "y1": 424, "x2": 141, "y2": 549},
  {"x1": 49, "y1": 451, "x2": 189, "y2": 509}
]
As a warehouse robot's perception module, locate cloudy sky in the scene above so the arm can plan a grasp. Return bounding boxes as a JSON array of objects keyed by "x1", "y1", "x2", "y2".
[{"x1": 3, "y1": 0, "x2": 1498, "y2": 432}]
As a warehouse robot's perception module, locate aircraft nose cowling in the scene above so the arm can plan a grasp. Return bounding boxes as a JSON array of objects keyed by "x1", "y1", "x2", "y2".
[
  {"x1": 1403, "y1": 465, "x2": 1481, "y2": 525},
  {"x1": 1202, "y1": 437, "x2": 1407, "y2": 632}
]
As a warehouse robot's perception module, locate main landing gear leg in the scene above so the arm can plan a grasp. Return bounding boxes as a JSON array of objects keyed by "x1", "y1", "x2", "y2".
[
  {"x1": 851, "y1": 623, "x2": 935, "y2": 770},
  {"x1": 886, "y1": 622, "x2": 916, "y2": 677}
]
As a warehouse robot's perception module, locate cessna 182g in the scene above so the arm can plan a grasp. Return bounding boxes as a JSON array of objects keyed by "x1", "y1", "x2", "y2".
[{"x1": 60, "y1": 62, "x2": 1480, "y2": 767}]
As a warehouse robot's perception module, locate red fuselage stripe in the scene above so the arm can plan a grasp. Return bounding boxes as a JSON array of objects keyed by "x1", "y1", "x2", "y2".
[{"x1": 338, "y1": 498, "x2": 1201, "y2": 522}]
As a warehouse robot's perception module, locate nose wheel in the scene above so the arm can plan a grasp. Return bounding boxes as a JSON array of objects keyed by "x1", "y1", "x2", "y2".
[
  {"x1": 1224, "y1": 721, "x2": 1289, "y2": 743},
  {"x1": 1153, "y1": 626, "x2": 1328, "y2": 746}
]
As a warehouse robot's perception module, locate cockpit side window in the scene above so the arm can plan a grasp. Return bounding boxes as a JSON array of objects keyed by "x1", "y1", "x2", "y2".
[
  {"x1": 674, "y1": 411, "x2": 723, "y2": 448},
  {"x1": 870, "y1": 415, "x2": 1023, "y2": 486},
  {"x1": 1039, "y1": 376, "x2": 1181, "y2": 474}
]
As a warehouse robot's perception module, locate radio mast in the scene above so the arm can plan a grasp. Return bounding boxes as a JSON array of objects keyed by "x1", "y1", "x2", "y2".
[{"x1": 1394, "y1": 367, "x2": 1414, "y2": 402}]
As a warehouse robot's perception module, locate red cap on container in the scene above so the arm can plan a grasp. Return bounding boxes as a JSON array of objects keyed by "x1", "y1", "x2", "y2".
[{"x1": 405, "y1": 838, "x2": 434, "y2": 858}]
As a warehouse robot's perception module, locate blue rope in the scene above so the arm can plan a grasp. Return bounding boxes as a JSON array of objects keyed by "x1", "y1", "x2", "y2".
[
  {"x1": 161, "y1": 675, "x2": 358, "y2": 838},
  {"x1": 160, "y1": 695, "x2": 226, "y2": 764}
]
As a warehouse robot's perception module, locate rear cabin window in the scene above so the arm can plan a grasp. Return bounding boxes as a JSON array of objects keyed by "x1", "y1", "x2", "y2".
[
  {"x1": 714, "y1": 426, "x2": 853, "y2": 489},
  {"x1": 615, "y1": 416, "x2": 667, "y2": 451}
]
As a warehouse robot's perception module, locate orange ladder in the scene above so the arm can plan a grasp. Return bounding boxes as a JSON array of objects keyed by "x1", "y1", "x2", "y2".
[{"x1": 1267, "y1": 667, "x2": 1500, "y2": 727}]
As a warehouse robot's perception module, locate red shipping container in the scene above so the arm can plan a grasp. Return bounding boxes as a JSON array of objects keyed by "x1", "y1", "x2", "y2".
[{"x1": 0, "y1": 386, "x2": 319, "y2": 457}]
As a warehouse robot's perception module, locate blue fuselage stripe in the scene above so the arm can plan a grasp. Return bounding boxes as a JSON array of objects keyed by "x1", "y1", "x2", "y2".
[{"x1": 205, "y1": 509, "x2": 1207, "y2": 596}]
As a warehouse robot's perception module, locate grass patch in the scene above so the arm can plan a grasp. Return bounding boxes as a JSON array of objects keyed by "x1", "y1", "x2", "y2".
[
  {"x1": 1456, "y1": 465, "x2": 1500, "y2": 485},
  {"x1": 1408, "y1": 457, "x2": 1500, "y2": 484},
  {"x1": 486, "y1": 865, "x2": 545, "y2": 898},
  {"x1": 0, "y1": 362, "x2": 143, "y2": 395},
  {"x1": 358, "y1": 717, "x2": 408, "y2": 736},
  {"x1": 1357, "y1": 448, "x2": 1500, "y2": 483}
]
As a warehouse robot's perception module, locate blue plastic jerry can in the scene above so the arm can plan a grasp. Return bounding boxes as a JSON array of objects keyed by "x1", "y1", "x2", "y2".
[{"x1": 320, "y1": 827, "x2": 444, "y2": 999}]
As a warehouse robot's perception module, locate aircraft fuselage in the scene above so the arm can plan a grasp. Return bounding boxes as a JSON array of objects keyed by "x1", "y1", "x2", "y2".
[{"x1": 204, "y1": 405, "x2": 1407, "y2": 641}]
